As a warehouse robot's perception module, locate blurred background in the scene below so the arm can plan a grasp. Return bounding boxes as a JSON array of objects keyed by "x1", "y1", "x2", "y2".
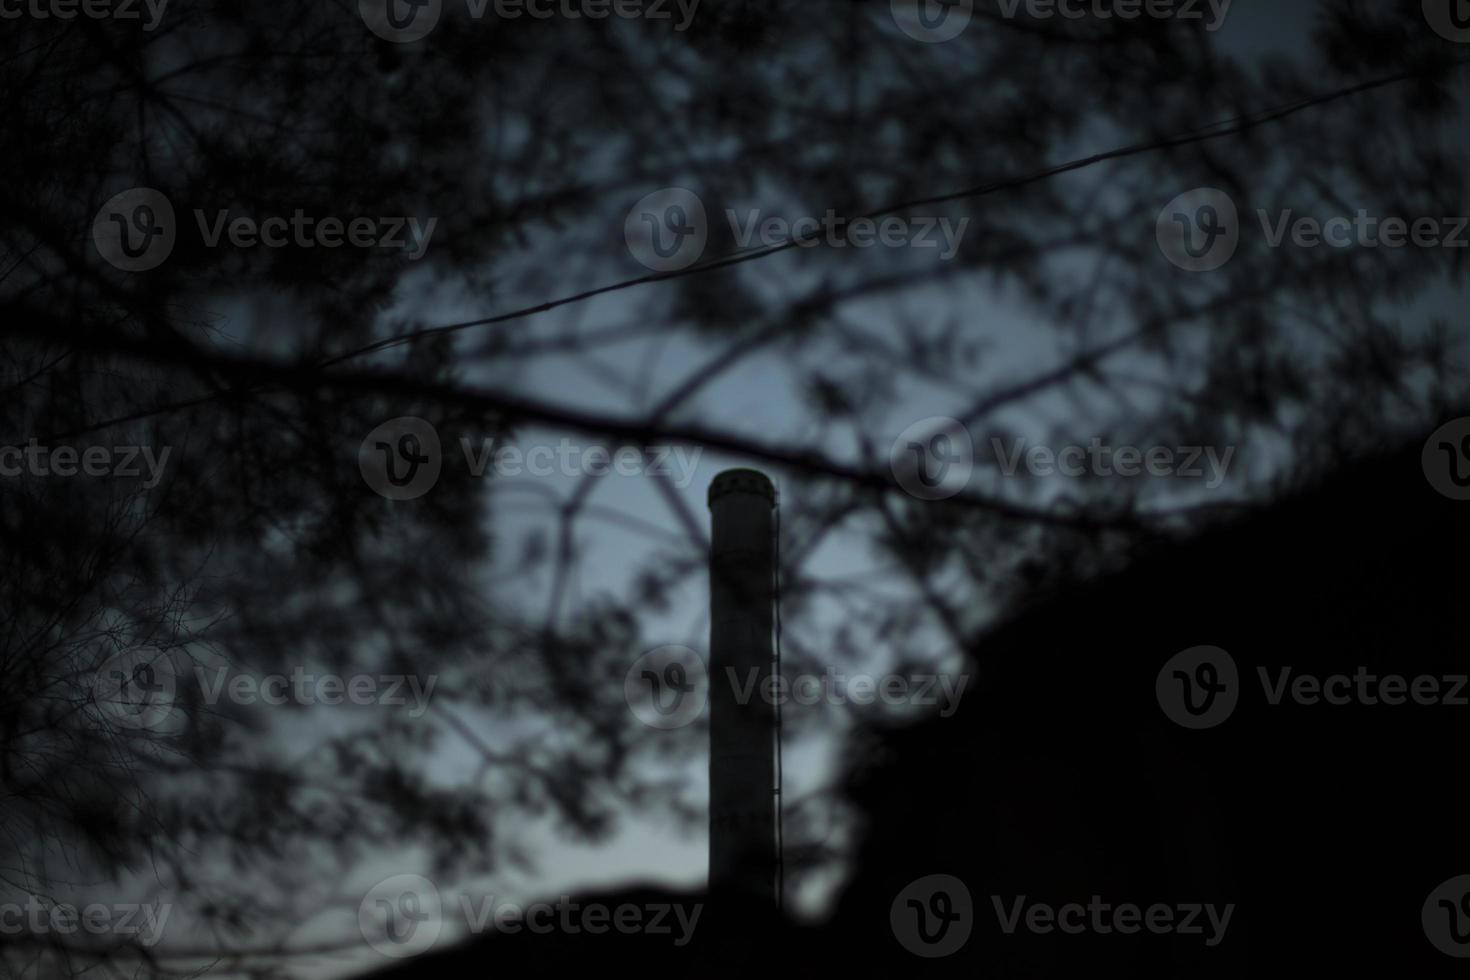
[{"x1": 2, "y1": 0, "x2": 1469, "y2": 975}]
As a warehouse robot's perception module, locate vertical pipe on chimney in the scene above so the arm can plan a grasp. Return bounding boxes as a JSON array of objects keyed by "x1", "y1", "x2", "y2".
[{"x1": 707, "y1": 468, "x2": 778, "y2": 914}]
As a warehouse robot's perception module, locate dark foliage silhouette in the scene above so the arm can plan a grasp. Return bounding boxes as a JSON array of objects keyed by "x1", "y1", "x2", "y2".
[{"x1": 1, "y1": 0, "x2": 1468, "y2": 975}]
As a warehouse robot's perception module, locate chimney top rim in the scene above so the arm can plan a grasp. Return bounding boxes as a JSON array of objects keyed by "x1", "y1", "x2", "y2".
[{"x1": 708, "y1": 468, "x2": 777, "y2": 509}]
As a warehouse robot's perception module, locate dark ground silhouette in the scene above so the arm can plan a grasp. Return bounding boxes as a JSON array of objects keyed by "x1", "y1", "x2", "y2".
[{"x1": 366, "y1": 424, "x2": 1470, "y2": 976}]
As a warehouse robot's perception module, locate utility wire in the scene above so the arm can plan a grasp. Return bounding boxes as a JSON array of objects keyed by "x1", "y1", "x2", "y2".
[
  {"x1": 32, "y1": 53, "x2": 1470, "y2": 445},
  {"x1": 319, "y1": 55, "x2": 1470, "y2": 368}
]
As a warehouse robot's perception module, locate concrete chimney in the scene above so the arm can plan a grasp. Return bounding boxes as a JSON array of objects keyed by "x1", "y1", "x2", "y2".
[{"x1": 707, "y1": 468, "x2": 778, "y2": 912}]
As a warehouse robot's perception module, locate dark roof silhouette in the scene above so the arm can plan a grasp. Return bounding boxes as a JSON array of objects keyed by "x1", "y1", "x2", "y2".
[{"x1": 368, "y1": 433, "x2": 1468, "y2": 977}]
